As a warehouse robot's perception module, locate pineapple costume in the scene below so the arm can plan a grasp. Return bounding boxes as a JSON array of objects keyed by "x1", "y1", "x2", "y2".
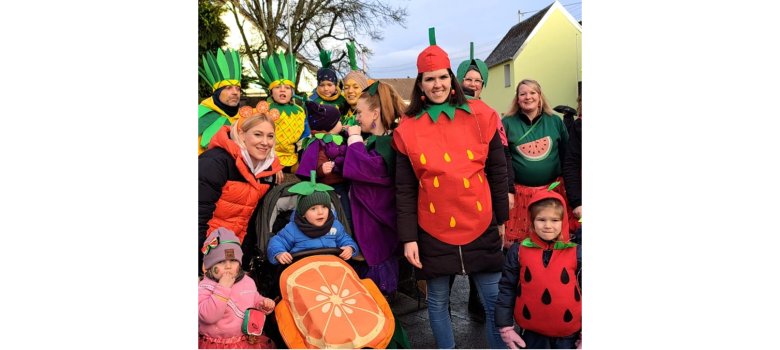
[
  {"x1": 198, "y1": 48, "x2": 242, "y2": 154},
  {"x1": 259, "y1": 51, "x2": 310, "y2": 168}
]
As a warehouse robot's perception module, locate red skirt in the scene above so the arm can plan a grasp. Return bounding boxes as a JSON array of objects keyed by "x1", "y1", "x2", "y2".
[
  {"x1": 198, "y1": 334, "x2": 275, "y2": 349},
  {"x1": 504, "y1": 177, "x2": 580, "y2": 245}
]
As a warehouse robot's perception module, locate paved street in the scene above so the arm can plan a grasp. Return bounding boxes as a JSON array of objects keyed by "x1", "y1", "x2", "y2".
[{"x1": 391, "y1": 274, "x2": 489, "y2": 349}]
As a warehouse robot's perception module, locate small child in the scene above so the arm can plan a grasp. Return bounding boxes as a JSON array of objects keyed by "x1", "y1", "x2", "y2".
[
  {"x1": 296, "y1": 101, "x2": 352, "y2": 227},
  {"x1": 198, "y1": 227, "x2": 276, "y2": 349},
  {"x1": 309, "y1": 49, "x2": 349, "y2": 115},
  {"x1": 494, "y1": 184, "x2": 582, "y2": 349},
  {"x1": 267, "y1": 172, "x2": 360, "y2": 265}
]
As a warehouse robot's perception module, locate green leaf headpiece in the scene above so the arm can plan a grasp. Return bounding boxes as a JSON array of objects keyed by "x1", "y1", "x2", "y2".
[
  {"x1": 199, "y1": 48, "x2": 242, "y2": 92},
  {"x1": 259, "y1": 51, "x2": 298, "y2": 90}
]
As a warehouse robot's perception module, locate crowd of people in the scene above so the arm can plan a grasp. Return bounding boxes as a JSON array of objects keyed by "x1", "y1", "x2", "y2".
[{"x1": 198, "y1": 27, "x2": 582, "y2": 349}]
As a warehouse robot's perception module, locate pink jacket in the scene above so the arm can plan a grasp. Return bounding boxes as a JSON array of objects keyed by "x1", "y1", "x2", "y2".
[{"x1": 198, "y1": 275, "x2": 271, "y2": 338}]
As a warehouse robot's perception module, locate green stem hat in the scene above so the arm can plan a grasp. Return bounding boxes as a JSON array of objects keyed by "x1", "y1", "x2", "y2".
[{"x1": 456, "y1": 42, "x2": 489, "y2": 85}]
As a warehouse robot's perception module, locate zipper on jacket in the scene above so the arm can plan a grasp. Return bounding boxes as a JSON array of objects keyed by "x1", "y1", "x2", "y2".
[{"x1": 458, "y1": 246, "x2": 466, "y2": 275}]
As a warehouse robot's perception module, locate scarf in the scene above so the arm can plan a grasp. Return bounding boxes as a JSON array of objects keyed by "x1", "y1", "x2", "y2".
[{"x1": 294, "y1": 209, "x2": 335, "y2": 238}]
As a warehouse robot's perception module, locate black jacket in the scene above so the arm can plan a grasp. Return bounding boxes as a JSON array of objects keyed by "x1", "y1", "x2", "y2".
[{"x1": 561, "y1": 118, "x2": 581, "y2": 208}]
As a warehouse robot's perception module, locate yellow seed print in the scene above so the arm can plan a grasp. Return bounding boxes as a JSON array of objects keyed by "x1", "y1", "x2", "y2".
[
  {"x1": 463, "y1": 178, "x2": 470, "y2": 188},
  {"x1": 444, "y1": 152, "x2": 451, "y2": 162},
  {"x1": 476, "y1": 201, "x2": 483, "y2": 212},
  {"x1": 450, "y1": 216, "x2": 456, "y2": 227},
  {"x1": 430, "y1": 202, "x2": 436, "y2": 213},
  {"x1": 466, "y1": 149, "x2": 474, "y2": 160},
  {"x1": 433, "y1": 176, "x2": 440, "y2": 188},
  {"x1": 478, "y1": 174, "x2": 483, "y2": 183},
  {"x1": 420, "y1": 153, "x2": 427, "y2": 165}
]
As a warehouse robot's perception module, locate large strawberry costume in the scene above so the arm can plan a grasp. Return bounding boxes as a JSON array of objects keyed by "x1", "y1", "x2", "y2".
[
  {"x1": 393, "y1": 28, "x2": 509, "y2": 349},
  {"x1": 259, "y1": 51, "x2": 310, "y2": 168},
  {"x1": 495, "y1": 186, "x2": 581, "y2": 342}
]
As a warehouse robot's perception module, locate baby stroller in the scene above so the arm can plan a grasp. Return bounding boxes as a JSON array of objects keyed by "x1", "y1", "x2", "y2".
[{"x1": 245, "y1": 176, "x2": 401, "y2": 348}]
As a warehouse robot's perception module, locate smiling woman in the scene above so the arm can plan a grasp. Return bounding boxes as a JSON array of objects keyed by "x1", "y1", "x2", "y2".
[{"x1": 198, "y1": 108, "x2": 284, "y2": 274}]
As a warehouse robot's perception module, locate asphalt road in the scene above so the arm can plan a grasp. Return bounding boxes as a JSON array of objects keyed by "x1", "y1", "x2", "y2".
[{"x1": 391, "y1": 274, "x2": 490, "y2": 349}]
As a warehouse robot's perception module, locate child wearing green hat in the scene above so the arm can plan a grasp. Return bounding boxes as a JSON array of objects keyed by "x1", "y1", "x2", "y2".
[{"x1": 267, "y1": 171, "x2": 359, "y2": 265}]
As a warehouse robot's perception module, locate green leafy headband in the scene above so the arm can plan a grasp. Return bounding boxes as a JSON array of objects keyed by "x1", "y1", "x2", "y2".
[
  {"x1": 199, "y1": 48, "x2": 242, "y2": 92},
  {"x1": 259, "y1": 51, "x2": 298, "y2": 90},
  {"x1": 288, "y1": 170, "x2": 334, "y2": 196},
  {"x1": 365, "y1": 80, "x2": 380, "y2": 95},
  {"x1": 456, "y1": 42, "x2": 489, "y2": 86}
]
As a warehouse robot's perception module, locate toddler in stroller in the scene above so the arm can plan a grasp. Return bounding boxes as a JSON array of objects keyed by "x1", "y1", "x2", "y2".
[{"x1": 267, "y1": 171, "x2": 359, "y2": 265}]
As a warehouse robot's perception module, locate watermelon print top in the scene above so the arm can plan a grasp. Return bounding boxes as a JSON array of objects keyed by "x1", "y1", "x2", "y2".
[
  {"x1": 503, "y1": 112, "x2": 568, "y2": 187},
  {"x1": 393, "y1": 99, "x2": 499, "y2": 245}
]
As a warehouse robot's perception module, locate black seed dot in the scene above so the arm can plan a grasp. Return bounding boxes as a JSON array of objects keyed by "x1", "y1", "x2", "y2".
[
  {"x1": 524, "y1": 267, "x2": 532, "y2": 282},
  {"x1": 542, "y1": 288, "x2": 552, "y2": 305},
  {"x1": 564, "y1": 309, "x2": 573, "y2": 322},
  {"x1": 561, "y1": 267, "x2": 570, "y2": 284},
  {"x1": 574, "y1": 287, "x2": 580, "y2": 302},
  {"x1": 523, "y1": 305, "x2": 532, "y2": 320}
]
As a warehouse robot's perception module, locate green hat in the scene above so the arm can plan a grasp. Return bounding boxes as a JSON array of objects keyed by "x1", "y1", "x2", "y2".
[
  {"x1": 289, "y1": 171, "x2": 334, "y2": 215},
  {"x1": 259, "y1": 51, "x2": 298, "y2": 90},
  {"x1": 199, "y1": 48, "x2": 243, "y2": 92},
  {"x1": 456, "y1": 42, "x2": 489, "y2": 86}
]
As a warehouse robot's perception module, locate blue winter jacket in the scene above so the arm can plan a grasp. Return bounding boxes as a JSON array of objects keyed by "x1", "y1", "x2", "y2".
[{"x1": 267, "y1": 210, "x2": 360, "y2": 265}]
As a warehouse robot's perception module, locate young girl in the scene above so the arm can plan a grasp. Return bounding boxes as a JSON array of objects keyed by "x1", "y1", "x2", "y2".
[
  {"x1": 267, "y1": 172, "x2": 360, "y2": 265},
  {"x1": 494, "y1": 185, "x2": 582, "y2": 349},
  {"x1": 296, "y1": 101, "x2": 352, "y2": 226},
  {"x1": 199, "y1": 227, "x2": 276, "y2": 349}
]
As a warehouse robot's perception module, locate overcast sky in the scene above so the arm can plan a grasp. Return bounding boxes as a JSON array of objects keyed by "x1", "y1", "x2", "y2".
[{"x1": 355, "y1": 0, "x2": 582, "y2": 79}]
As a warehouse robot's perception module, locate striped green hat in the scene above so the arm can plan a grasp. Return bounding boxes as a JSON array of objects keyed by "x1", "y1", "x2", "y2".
[
  {"x1": 259, "y1": 51, "x2": 298, "y2": 90},
  {"x1": 199, "y1": 48, "x2": 243, "y2": 92}
]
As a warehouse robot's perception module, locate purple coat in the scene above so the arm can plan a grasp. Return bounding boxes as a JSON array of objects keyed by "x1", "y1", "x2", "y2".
[
  {"x1": 296, "y1": 138, "x2": 347, "y2": 178},
  {"x1": 341, "y1": 140, "x2": 399, "y2": 265}
]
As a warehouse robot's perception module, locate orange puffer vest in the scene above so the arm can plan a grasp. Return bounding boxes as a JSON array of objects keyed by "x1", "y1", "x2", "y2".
[{"x1": 206, "y1": 126, "x2": 283, "y2": 243}]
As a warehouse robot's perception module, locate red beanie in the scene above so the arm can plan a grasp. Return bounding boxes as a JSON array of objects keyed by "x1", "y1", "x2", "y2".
[{"x1": 416, "y1": 27, "x2": 451, "y2": 73}]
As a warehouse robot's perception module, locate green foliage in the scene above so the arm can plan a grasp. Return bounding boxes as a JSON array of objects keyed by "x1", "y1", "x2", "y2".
[{"x1": 199, "y1": 0, "x2": 229, "y2": 99}]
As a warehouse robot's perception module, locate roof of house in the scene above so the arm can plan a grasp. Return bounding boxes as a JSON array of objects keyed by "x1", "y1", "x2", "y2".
[
  {"x1": 376, "y1": 78, "x2": 416, "y2": 101},
  {"x1": 484, "y1": 3, "x2": 553, "y2": 67}
]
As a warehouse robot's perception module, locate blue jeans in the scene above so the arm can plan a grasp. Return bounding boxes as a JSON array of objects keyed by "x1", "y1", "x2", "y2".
[{"x1": 427, "y1": 272, "x2": 505, "y2": 349}]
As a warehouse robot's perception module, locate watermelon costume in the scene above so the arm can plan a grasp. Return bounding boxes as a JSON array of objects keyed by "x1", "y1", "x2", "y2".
[
  {"x1": 503, "y1": 111, "x2": 579, "y2": 242},
  {"x1": 198, "y1": 48, "x2": 243, "y2": 154},
  {"x1": 258, "y1": 51, "x2": 310, "y2": 168},
  {"x1": 494, "y1": 188, "x2": 581, "y2": 341}
]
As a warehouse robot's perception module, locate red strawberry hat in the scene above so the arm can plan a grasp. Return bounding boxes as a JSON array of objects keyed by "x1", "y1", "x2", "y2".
[
  {"x1": 527, "y1": 182, "x2": 571, "y2": 245},
  {"x1": 416, "y1": 27, "x2": 451, "y2": 73}
]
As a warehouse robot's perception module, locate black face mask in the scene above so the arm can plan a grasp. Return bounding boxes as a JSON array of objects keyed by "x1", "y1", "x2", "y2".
[{"x1": 212, "y1": 86, "x2": 239, "y2": 117}]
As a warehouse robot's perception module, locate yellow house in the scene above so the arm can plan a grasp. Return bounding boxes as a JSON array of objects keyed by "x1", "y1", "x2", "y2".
[{"x1": 481, "y1": 1, "x2": 581, "y2": 116}]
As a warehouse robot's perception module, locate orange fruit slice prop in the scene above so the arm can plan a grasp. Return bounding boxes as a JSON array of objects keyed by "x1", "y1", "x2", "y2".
[{"x1": 275, "y1": 255, "x2": 395, "y2": 348}]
